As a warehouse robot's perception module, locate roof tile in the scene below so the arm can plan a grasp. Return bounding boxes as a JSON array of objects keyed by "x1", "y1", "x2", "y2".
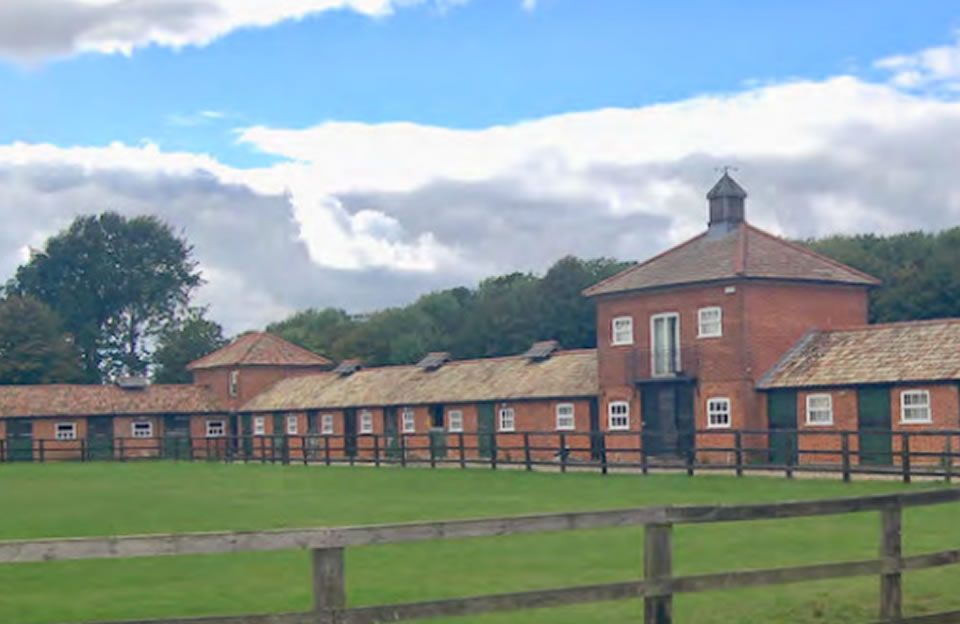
[
  {"x1": 187, "y1": 332, "x2": 331, "y2": 370},
  {"x1": 0, "y1": 384, "x2": 225, "y2": 419}
]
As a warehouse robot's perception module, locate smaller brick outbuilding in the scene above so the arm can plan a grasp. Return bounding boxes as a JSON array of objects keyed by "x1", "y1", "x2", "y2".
[{"x1": 758, "y1": 319, "x2": 960, "y2": 466}]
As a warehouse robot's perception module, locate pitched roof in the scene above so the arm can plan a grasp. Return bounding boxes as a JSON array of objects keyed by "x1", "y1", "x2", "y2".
[
  {"x1": 240, "y1": 349, "x2": 598, "y2": 412},
  {"x1": 583, "y1": 224, "x2": 880, "y2": 297},
  {"x1": 0, "y1": 384, "x2": 225, "y2": 419},
  {"x1": 187, "y1": 332, "x2": 331, "y2": 370},
  {"x1": 758, "y1": 319, "x2": 960, "y2": 389}
]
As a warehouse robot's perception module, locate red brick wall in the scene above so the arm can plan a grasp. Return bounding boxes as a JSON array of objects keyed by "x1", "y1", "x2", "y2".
[
  {"x1": 192, "y1": 365, "x2": 329, "y2": 410},
  {"x1": 33, "y1": 417, "x2": 88, "y2": 461}
]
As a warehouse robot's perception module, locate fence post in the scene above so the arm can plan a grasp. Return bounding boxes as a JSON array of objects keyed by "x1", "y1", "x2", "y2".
[
  {"x1": 429, "y1": 433, "x2": 437, "y2": 469},
  {"x1": 600, "y1": 433, "x2": 608, "y2": 476},
  {"x1": 841, "y1": 432, "x2": 851, "y2": 483},
  {"x1": 902, "y1": 433, "x2": 911, "y2": 484},
  {"x1": 879, "y1": 504, "x2": 903, "y2": 621},
  {"x1": 491, "y1": 434, "x2": 498, "y2": 470},
  {"x1": 641, "y1": 433, "x2": 649, "y2": 475},
  {"x1": 39, "y1": 438, "x2": 45, "y2": 463},
  {"x1": 734, "y1": 431, "x2": 743, "y2": 478},
  {"x1": 523, "y1": 433, "x2": 532, "y2": 471},
  {"x1": 373, "y1": 434, "x2": 380, "y2": 468},
  {"x1": 644, "y1": 523, "x2": 673, "y2": 624},
  {"x1": 324, "y1": 436, "x2": 331, "y2": 466},
  {"x1": 116, "y1": 438, "x2": 123, "y2": 462},
  {"x1": 685, "y1": 444, "x2": 694, "y2": 477},
  {"x1": 0, "y1": 439, "x2": 5, "y2": 463},
  {"x1": 459, "y1": 432, "x2": 466, "y2": 469},
  {"x1": 312, "y1": 547, "x2": 345, "y2": 623},
  {"x1": 560, "y1": 433, "x2": 568, "y2": 473},
  {"x1": 302, "y1": 436, "x2": 308, "y2": 466},
  {"x1": 400, "y1": 435, "x2": 407, "y2": 468},
  {"x1": 946, "y1": 433, "x2": 953, "y2": 484},
  {"x1": 785, "y1": 435, "x2": 794, "y2": 479}
]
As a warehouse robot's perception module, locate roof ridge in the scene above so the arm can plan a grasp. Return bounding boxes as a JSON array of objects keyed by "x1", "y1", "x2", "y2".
[
  {"x1": 258, "y1": 332, "x2": 331, "y2": 365},
  {"x1": 582, "y1": 231, "x2": 708, "y2": 297},
  {"x1": 745, "y1": 225, "x2": 881, "y2": 285},
  {"x1": 822, "y1": 317, "x2": 960, "y2": 332}
]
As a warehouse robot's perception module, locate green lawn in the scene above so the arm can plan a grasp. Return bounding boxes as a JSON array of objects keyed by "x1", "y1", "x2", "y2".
[{"x1": 0, "y1": 462, "x2": 958, "y2": 624}]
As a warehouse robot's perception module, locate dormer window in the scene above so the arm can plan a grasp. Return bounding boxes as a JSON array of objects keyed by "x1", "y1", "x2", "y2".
[
  {"x1": 612, "y1": 316, "x2": 634, "y2": 346},
  {"x1": 698, "y1": 307, "x2": 722, "y2": 338}
]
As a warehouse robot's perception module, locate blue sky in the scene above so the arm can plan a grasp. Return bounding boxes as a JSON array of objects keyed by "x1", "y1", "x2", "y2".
[
  {"x1": 2, "y1": 0, "x2": 960, "y2": 332},
  {"x1": 3, "y1": 1, "x2": 958, "y2": 165}
]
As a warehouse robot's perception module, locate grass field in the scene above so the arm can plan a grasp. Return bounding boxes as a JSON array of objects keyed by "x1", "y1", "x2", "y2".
[{"x1": 0, "y1": 463, "x2": 958, "y2": 624}]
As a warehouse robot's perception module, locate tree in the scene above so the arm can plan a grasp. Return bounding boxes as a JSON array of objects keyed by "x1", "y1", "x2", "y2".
[
  {"x1": 9, "y1": 213, "x2": 202, "y2": 379},
  {"x1": 152, "y1": 309, "x2": 228, "y2": 383},
  {"x1": 0, "y1": 296, "x2": 84, "y2": 385}
]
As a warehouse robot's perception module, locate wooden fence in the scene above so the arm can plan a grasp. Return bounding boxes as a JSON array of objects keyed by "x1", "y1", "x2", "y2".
[
  {"x1": 3, "y1": 428, "x2": 960, "y2": 483},
  {"x1": 2, "y1": 489, "x2": 960, "y2": 623}
]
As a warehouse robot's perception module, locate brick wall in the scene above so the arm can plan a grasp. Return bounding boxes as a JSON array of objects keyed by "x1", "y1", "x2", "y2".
[{"x1": 192, "y1": 365, "x2": 329, "y2": 410}]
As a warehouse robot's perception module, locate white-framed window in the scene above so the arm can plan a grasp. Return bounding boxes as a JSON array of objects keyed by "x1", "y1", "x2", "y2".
[
  {"x1": 706, "y1": 397, "x2": 731, "y2": 428},
  {"x1": 131, "y1": 421, "x2": 153, "y2": 438},
  {"x1": 611, "y1": 316, "x2": 634, "y2": 346},
  {"x1": 608, "y1": 401, "x2": 629, "y2": 430},
  {"x1": 556, "y1": 403, "x2": 575, "y2": 430},
  {"x1": 360, "y1": 409, "x2": 374, "y2": 434},
  {"x1": 228, "y1": 370, "x2": 239, "y2": 398},
  {"x1": 321, "y1": 414, "x2": 334, "y2": 435},
  {"x1": 206, "y1": 420, "x2": 226, "y2": 438},
  {"x1": 253, "y1": 416, "x2": 266, "y2": 436},
  {"x1": 286, "y1": 414, "x2": 298, "y2": 435},
  {"x1": 401, "y1": 408, "x2": 416, "y2": 433},
  {"x1": 651, "y1": 312, "x2": 681, "y2": 376},
  {"x1": 698, "y1": 306, "x2": 722, "y2": 338},
  {"x1": 806, "y1": 394, "x2": 833, "y2": 426},
  {"x1": 448, "y1": 409, "x2": 464, "y2": 433},
  {"x1": 901, "y1": 390, "x2": 932, "y2": 424},
  {"x1": 55, "y1": 422, "x2": 77, "y2": 441},
  {"x1": 499, "y1": 407, "x2": 516, "y2": 432}
]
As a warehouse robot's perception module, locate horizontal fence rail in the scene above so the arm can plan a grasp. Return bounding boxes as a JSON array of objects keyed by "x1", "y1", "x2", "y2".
[
  {"x1": 3, "y1": 427, "x2": 960, "y2": 483},
  {"x1": 2, "y1": 489, "x2": 960, "y2": 624}
]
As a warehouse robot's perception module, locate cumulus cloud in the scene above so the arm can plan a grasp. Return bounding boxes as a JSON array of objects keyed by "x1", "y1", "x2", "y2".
[
  {"x1": 875, "y1": 32, "x2": 960, "y2": 91},
  {"x1": 0, "y1": 0, "x2": 451, "y2": 62},
  {"x1": 5, "y1": 76, "x2": 960, "y2": 332}
]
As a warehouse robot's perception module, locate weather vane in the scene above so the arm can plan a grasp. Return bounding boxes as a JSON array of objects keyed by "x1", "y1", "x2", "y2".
[{"x1": 715, "y1": 165, "x2": 739, "y2": 175}]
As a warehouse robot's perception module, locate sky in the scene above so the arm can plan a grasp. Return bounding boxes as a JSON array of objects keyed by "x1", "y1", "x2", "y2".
[{"x1": 2, "y1": 0, "x2": 960, "y2": 334}]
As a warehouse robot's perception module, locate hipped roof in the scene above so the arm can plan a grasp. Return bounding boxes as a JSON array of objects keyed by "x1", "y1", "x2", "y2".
[
  {"x1": 0, "y1": 384, "x2": 225, "y2": 419},
  {"x1": 759, "y1": 319, "x2": 960, "y2": 389},
  {"x1": 241, "y1": 349, "x2": 598, "y2": 412},
  {"x1": 584, "y1": 223, "x2": 880, "y2": 297},
  {"x1": 187, "y1": 332, "x2": 331, "y2": 370}
]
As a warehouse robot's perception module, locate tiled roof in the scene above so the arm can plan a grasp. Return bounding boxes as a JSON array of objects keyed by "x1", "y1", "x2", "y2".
[
  {"x1": 0, "y1": 384, "x2": 226, "y2": 419},
  {"x1": 758, "y1": 319, "x2": 960, "y2": 389},
  {"x1": 583, "y1": 224, "x2": 880, "y2": 297},
  {"x1": 241, "y1": 349, "x2": 598, "y2": 412},
  {"x1": 187, "y1": 332, "x2": 331, "y2": 370}
]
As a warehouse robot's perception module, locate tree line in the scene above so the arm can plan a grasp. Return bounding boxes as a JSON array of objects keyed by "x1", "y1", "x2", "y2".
[{"x1": 1, "y1": 211, "x2": 959, "y2": 385}]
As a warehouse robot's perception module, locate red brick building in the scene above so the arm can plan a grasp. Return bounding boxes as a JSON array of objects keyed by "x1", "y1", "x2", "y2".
[
  {"x1": 2, "y1": 173, "x2": 959, "y2": 468},
  {"x1": 582, "y1": 173, "x2": 879, "y2": 458}
]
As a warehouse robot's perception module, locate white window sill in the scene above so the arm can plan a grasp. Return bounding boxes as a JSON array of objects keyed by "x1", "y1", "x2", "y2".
[
  {"x1": 706, "y1": 423, "x2": 731, "y2": 429},
  {"x1": 900, "y1": 419, "x2": 933, "y2": 425},
  {"x1": 805, "y1": 421, "x2": 834, "y2": 427},
  {"x1": 697, "y1": 333, "x2": 722, "y2": 339}
]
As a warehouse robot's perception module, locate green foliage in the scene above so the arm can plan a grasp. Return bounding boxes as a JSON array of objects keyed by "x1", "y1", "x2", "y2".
[
  {"x1": 802, "y1": 227, "x2": 960, "y2": 322},
  {"x1": 8, "y1": 213, "x2": 202, "y2": 379},
  {"x1": 269, "y1": 256, "x2": 634, "y2": 366},
  {"x1": 0, "y1": 296, "x2": 84, "y2": 385},
  {"x1": 152, "y1": 308, "x2": 228, "y2": 384}
]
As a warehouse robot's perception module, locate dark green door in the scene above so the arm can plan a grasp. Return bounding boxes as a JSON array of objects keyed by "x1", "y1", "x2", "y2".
[
  {"x1": 87, "y1": 416, "x2": 114, "y2": 461},
  {"x1": 344, "y1": 409, "x2": 358, "y2": 457},
  {"x1": 477, "y1": 403, "x2": 496, "y2": 458},
  {"x1": 858, "y1": 386, "x2": 893, "y2": 466},
  {"x1": 241, "y1": 414, "x2": 254, "y2": 458},
  {"x1": 6, "y1": 419, "x2": 33, "y2": 462},
  {"x1": 642, "y1": 384, "x2": 692, "y2": 456},
  {"x1": 272, "y1": 413, "x2": 287, "y2": 462},
  {"x1": 429, "y1": 405, "x2": 447, "y2": 459},
  {"x1": 767, "y1": 390, "x2": 798, "y2": 465},
  {"x1": 162, "y1": 415, "x2": 191, "y2": 460},
  {"x1": 383, "y1": 407, "x2": 400, "y2": 459}
]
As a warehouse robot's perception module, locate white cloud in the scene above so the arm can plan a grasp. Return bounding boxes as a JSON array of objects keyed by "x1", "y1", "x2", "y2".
[
  {"x1": 6, "y1": 75, "x2": 960, "y2": 331},
  {"x1": 876, "y1": 32, "x2": 960, "y2": 91},
  {"x1": 522, "y1": 0, "x2": 537, "y2": 11},
  {"x1": 0, "y1": 0, "x2": 449, "y2": 62}
]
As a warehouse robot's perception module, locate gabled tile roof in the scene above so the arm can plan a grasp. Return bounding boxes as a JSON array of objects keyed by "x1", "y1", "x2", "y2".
[
  {"x1": 583, "y1": 223, "x2": 880, "y2": 297},
  {"x1": 758, "y1": 319, "x2": 960, "y2": 389},
  {"x1": 187, "y1": 332, "x2": 331, "y2": 370},
  {"x1": 240, "y1": 349, "x2": 598, "y2": 412},
  {"x1": 0, "y1": 384, "x2": 226, "y2": 419}
]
